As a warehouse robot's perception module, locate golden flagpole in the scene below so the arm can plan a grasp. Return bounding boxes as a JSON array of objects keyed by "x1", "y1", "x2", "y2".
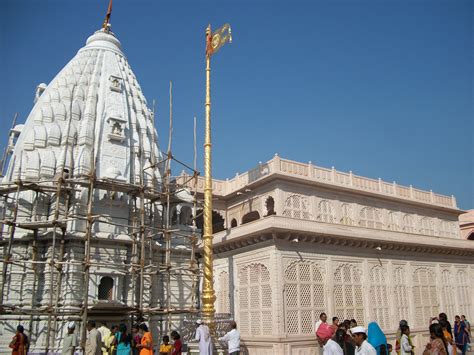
[
  {"x1": 201, "y1": 24, "x2": 216, "y2": 325},
  {"x1": 201, "y1": 23, "x2": 232, "y2": 325}
]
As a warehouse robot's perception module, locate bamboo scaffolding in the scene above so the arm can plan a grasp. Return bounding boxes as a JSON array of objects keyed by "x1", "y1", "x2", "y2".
[
  {"x1": 189, "y1": 116, "x2": 199, "y2": 311},
  {"x1": 0, "y1": 90, "x2": 203, "y2": 354},
  {"x1": 137, "y1": 117, "x2": 147, "y2": 314},
  {"x1": 164, "y1": 81, "x2": 174, "y2": 332},
  {"x1": 0, "y1": 178, "x2": 22, "y2": 304},
  {"x1": 27, "y1": 228, "x2": 38, "y2": 341},
  {"x1": 148, "y1": 100, "x2": 157, "y2": 312},
  {"x1": 51, "y1": 186, "x2": 72, "y2": 350},
  {"x1": 0, "y1": 256, "x2": 200, "y2": 271},
  {"x1": 0, "y1": 113, "x2": 18, "y2": 177},
  {"x1": 130, "y1": 196, "x2": 138, "y2": 312},
  {"x1": 45, "y1": 82, "x2": 77, "y2": 353}
]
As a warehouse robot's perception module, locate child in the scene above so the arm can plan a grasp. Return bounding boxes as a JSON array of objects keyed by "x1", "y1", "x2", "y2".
[
  {"x1": 171, "y1": 331, "x2": 182, "y2": 355},
  {"x1": 159, "y1": 335, "x2": 172, "y2": 355},
  {"x1": 400, "y1": 325, "x2": 413, "y2": 355},
  {"x1": 388, "y1": 343, "x2": 394, "y2": 355}
]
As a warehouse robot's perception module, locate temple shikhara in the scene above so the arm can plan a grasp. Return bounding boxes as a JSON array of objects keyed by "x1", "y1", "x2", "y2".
[
  {"x1": 0, "y1": 14, "x2": 473, "y2": 355},
  {"x1": 0, "y1": 27, "x2": 199, "y2": 353}
]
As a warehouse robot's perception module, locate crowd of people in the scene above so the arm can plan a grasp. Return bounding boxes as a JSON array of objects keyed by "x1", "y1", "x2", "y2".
[
  {"x1": 314, "y1": 312, "x2": 472, "y2": 355},
  {"x1": 81, "y1": 320, "x2": 190, "y2": 355},
  {"x1": 9, "y1": 318, "x2": 240, "y2": 355},
  {"x1": 7, "y1": 312, "x2": 469, "y2": 355}
]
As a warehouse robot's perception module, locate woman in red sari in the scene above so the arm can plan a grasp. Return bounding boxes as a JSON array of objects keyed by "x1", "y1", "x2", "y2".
[{"x1": 10, "y1": 325, "x2": 28, "y2": 355}]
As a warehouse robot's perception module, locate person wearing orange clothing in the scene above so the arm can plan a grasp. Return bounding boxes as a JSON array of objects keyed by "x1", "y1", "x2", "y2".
[
  {"x1": 136, "y1": 323, "x2": 153, "y2": 355},
  {"x1": 9, "y1": 325, "x2": 28, "y2": 355}
]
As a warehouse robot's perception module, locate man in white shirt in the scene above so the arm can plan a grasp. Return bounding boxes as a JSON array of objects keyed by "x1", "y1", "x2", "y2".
[
  {"x1": 351, "y1": 326, "x2": 377, "y2": 355},
  {"x1": 195, "y1": 319, "x2": 213, "y2": 355},
  {"x1": 62, "y1": 321, "x2": 78, "y2": 355},
  {"x1": 315, "y1": 312, "x2": 328, "y2": 334},
  {"x1": 97, "y1": 321, "x2": 110, "y2": 355},
  {"x1": 322, "y1": 336, "x2": 343, "y2": 355},
  {"x1": 85, "y1": 320, "x2": 102, "y2": 355},
  {"x1": 218, "y1": 320, "x2": 240, "y2": 355}
]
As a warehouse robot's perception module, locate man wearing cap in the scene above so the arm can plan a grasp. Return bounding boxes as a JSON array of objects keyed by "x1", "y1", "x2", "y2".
[
  {"x1": 62, "y1": 322, "x2": 78, "y2": 355},
  {"x1": 195, "y1": 320, "x2": 212, "y2": 355},
  {"x1": 351, "y1": 326, "x2": 377, "y2": 355}
]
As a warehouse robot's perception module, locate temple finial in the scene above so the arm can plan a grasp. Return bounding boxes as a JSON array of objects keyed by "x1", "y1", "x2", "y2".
[{"x1": 102, "y1": 0, "x2": 113, "y2": 32}]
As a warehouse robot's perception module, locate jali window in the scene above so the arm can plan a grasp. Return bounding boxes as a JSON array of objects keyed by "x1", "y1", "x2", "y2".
[
  {"x1": 238, "y1": 263, "x2": 273, "y2": 336},
  {"x1": 333, "y1": 264, "x2": 364, "y2": 324},
  {"x1": 284, "y1": 261, "x2": 326, "y2": 335}
]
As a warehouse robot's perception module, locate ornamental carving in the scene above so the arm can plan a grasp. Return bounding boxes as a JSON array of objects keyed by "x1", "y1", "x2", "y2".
[
  {"x1": 107, "y1": 116, "x2": 127, "y2": 142},
  {"x1": 109, "y1": 75, "x2": 123, "y2": 92}
]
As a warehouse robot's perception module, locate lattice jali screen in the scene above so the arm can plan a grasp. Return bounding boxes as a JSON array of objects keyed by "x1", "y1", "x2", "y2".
[
  {"x1": 318, "y1": 200, "x2": 334, "y2": 223},
  {"x1": 359, "y1": 207, "x2": 383, "y2": 229},
  {"x1": 403, "y1": 214, "x2": 416, "y2": 233},
  {"x1": 456, "y1": 270, "x2": 471, "y2": 317},
  {"x1": 238, "y1": 263, "x2": 272, "y2": 336},
  {"x1": 440, "y1": 270, "x2": 455, "y2": 319},
  {"x1": 282, "y1": 194, "x2": 310, "y2": 220},
  {"x1": 439, "y1": 221, "x2": 455, "y2": 238},
  {"x1": 217, "y1": 271, "x2": 230, "y2": 314},
  {"x1": 413, "y1": 268, "x2": 439, "y2": 327},
  {"x1": 393, "y1": 267, "x2": 409, "y2": 328},
  {"x1": 369, "y1": 266, "x2": 389, "y2": 329},
  {"x1": 421, "y1": 217, "x2": 436, "y2": 236},
  {"x1": 98, "y1": 276, "x2": 114, "y2": 300},
  {"x1": 387, "y1": 212, "x2": 400, "y2": 231},
  {"x1": 284, "y1": 261, "x2": 326, "y2": 335},
  {"x1": 333, "y1": 264, "x2": 364, "y2": 324},
  {"x1": 340, "y1": 203, "x2": 354, "y2": 225}
]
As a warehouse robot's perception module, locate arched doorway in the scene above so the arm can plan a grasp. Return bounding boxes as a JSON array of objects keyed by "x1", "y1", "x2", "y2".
[{"x1": 242, "y1": 211, "x2": 260, "y2": 225}]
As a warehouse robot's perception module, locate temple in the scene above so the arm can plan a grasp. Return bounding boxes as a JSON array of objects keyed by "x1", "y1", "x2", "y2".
[
  {"x1": 1, "y1": 20, "x2": 473, "y2": 355},
  {"x1": 0, "y1": 28, "x2": 198, "y2": 353}
]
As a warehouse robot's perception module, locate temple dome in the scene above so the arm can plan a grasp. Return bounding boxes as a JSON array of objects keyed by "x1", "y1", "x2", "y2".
[
  {"x1": 4, "y1": 28, "x2": 163, "y2": 185},
  {"x1": 3, "y1": 28, "x2": 164, "y2": 235}
]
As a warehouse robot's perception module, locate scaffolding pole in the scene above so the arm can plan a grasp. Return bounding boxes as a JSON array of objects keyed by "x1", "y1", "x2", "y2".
[{"x1": 1, "y1": 101, "x2": 203, "y2": 354}]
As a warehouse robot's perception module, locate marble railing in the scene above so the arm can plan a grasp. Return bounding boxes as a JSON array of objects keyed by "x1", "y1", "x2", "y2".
[{"x1": 177, "y1": 155, "x2": 457, "y2": 209}]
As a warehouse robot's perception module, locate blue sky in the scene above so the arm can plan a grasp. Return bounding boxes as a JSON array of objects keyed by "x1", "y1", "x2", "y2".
[{"x1": 0, "y1": 0, "x2": 472, "y2": 209}]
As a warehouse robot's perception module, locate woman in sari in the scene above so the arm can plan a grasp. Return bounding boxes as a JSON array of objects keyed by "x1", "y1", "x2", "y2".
[
  {"x1": 368, "y1": 321, "x2": 388, "y2": 355},
  {"x1": 10, "y1": 325, "x2": 28, "y2": 355},
  {"x1": 116, "y1": 323, "x2": 132, "y2": 355},
  {"x1": 454, "y1": 315, "x2": 469, "y2": 355},
  {"x1": 423, "y1": 323, "x2": 448, "y2": 355},
  {"x1": 136, "y1": 323, "x2": 153, "y2": 355},
  {"x1": 131, "y1": 324, "x2": 141, "y2": 355},
  {"x1": 440, "y1": 320, "x2": 456, "y2": 355}
]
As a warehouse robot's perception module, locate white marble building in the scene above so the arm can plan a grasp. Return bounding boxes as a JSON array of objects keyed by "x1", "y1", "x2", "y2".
[
  {"x1": 0, "y1": 28, "x2": 196, "y2": 354},
  {"x1": 1, "y1": 22, "x2": 473, "y2": 355},
  {"x1": 182, "y1": 155, "x2": 474, "y2": 355}
]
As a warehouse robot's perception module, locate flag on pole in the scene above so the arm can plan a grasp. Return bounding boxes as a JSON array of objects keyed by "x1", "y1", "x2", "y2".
[
  {"x1": 206, "y1": 23, "x2": 232, "y2": 58},
  {"x1": 102, "y1": 0, "x2": 113, "y2": 30}
]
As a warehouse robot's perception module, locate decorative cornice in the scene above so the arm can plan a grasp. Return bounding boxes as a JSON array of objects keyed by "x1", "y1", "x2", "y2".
[{"x1": 212, "y1": 215, "x2": 474, "y2": 257}]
